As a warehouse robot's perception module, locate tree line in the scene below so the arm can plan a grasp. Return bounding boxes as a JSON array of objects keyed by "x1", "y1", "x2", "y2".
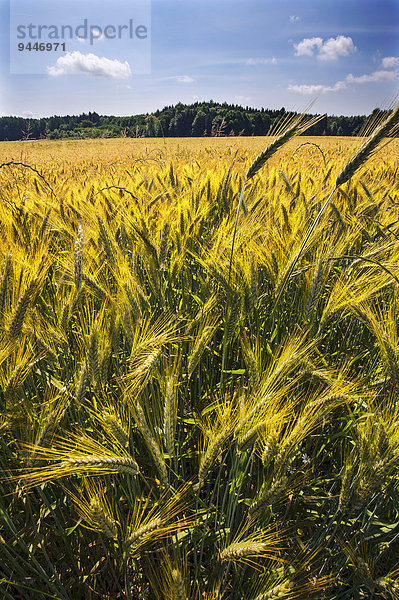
[{"x1": 0, "y1": 100, "x2": 374, "y2": 141}]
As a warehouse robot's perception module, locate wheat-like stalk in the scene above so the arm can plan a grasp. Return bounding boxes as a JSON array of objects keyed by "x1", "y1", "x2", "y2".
[
  {"x1": 338, "y1": 461, "x2": 356, "y2": 511},
  {"x1": 163, "y1": 375, "x2": 177, "y2": 458},
  {"x1": 27, "y1": 409, "x2": 61, "y2": 467},
  {"x1": 382, "y1": 333, "x2": 399, "y2": 385},
  {"x1": 61, "y1": 455, "x2": 139, "y2": 476},
  {"x1": 188, "y1": 324, "x2": 215, "y2": 378},
  {"x1": 335, "y1": 105, "x2": 399, "y2": 187},
  {"x1": 246, "y1": 114, "x2": 321, "y2": 181},
  {"x1": 220, "y1": 541, "x2": 269, "y2": 562},
  {"x1": 74, "y1": 224, "x2": 84, "y2": 291},
  {"x1": 304, "y1": 258, "x2": 323, "y2": 322},
  {"x1": 224, "y1": 294, "x2": 240, "y2": 346},
  {"x1": 237, "y1": 421, "x2": 267, "y2": 452},
  {"x1": 171, "y1": 568, "x2": 188, "y2": 600},
  {"x1": 124, "y1": 518, "x2": 163, "y2": 555},
  {"x1": 87, "y1": 330, "x2": 100, "y2": 386},
  {"x1": 75, "y1": 364, "x2": 87, "y2": 407},
  {"x1": 240, "y1": 332, "x2": 261, "y2": 391},
  {"x1": 219, "y1": 524, "x2": 283, "y2": 567},
  {"x1": 158, "y1": 220, "x2": 170, "y2": 266},
  {"x1": 248, "y1": 477, "x2": 288, "y2": 517},
  {"x1": 8, "y1": 279, "x2": 37, "y2": 339},
  {"x1": 97, "y1": 215, "x2": 115, "y2": 265},
  {"x1": 135, "y1": 402, "x2": 168, "y2": 486},
  {"x1": 254, "y1": 581, "x2": 294, "y2": 600},
  {"x1": 83, "y1": 274, "x2": 111, "y2": 302},
  {"x1": 90, "y1": 499, "x2": 118, "y2": 539},
  {"x1": 249, "y1": 259, "x2": 258, "y2": 312},
  {"x1": 135, "y1": 348, "x2": 162, "y2": 379},
  {"x1": 198, "y1": 429, "x2": 230, "y2": 487},
  {"x1": 0, "y1": 254, "x2": 12, "y2": 317},
  {"x1": 377, "y1": 576, "x2": 399, "y2": 596},
  {"x1": 124, "y1": 284, "x2": 142, "y2": 320},
  {"x1": 103, "y1": 412, "x2": 129, "y2": 447},
  {"x1": 261, "y1": 432, "x2": 279, "y2": 467}
]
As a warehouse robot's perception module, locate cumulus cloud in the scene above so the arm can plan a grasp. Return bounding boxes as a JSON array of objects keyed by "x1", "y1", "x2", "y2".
[
  {"x1": 318, "y1": 36, "x2": 356, "y2": 61},
  {"x1": 289, "y1": 15, "x2": 300, "y2": 22},
  {"x1": 47, "y1": 51, "x2": 131, "y2": 79},
  {"x1": 294, "y1": 35, "x2": 355, "y2": 61},
  {"x1": 346, "y1": 69, "x2": 397, "y2": 83},
  {"x1": 382, "y1": 56, "x2": 399, "y2": 68},
  {"x1": 246, "y1": 57, "x2": 277, "y2": 65},
  {"x1": 294, "y1": 37, "x2": 322, "y2": 57},
  {"x1": 288, "y1": 81, "x2": 346, "y2": 95},
  {"x1": 288, "y1": 66, "x2": 397, "y2": 96}
]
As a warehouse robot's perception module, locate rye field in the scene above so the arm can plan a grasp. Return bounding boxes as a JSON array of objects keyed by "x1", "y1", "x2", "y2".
[{"x1": 1, "y1": 117, "x2": 399, "y2": 599}]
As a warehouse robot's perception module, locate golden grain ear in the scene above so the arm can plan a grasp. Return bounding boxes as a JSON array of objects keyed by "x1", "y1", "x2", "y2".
[{"x1": 335, "y1": 105, "x2": 399, "y2": 188}]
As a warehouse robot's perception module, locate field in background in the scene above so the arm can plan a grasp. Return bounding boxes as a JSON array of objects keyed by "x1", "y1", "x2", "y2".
[
  {"x1": 1, "y1": 135, "x2": 365, "y2": 164},
  {"x1": 0, "y1": 136, "x2": 398, "y2": 599}
]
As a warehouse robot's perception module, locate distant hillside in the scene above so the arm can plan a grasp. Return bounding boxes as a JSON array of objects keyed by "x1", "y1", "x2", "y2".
[{"x1": 0, "y1": 100, "x2": 374, "y2": 141}]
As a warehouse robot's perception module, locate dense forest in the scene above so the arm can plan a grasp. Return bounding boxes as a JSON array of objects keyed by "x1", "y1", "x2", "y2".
[{"x1": 0, "y1": 100, "x2": 372, "y2": 141}]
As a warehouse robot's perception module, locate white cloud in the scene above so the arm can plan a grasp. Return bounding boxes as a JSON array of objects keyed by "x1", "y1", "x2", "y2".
[
  {"x1": 235, "y1": 95, "x2": 252, "y2": 103},
  {"x1": 246, "y1": 57, "x2": 277, "y2": 65},
  {"x1": 382, "y1": 56, "x2": 399, "y2": 68},
  {"x1": 294, "y1": 35, "x2": 355, "y2": 61},
  {"x1": 288, "y1": 81, "x2": 346, "y2": 94},
  {"x1": 289, "y1": 15, "x2": 300, "y2": 22},
  {"x1": 22, "y1": 110, "x2": 34, "y2": 118},
  {"x1": 319, "y1": 36, "x2": 356, "y2": 61},
  {"x1": 176, "y1": 75, "x2": 194, "y2": 83},
  {"x1": 346, "y1": 69, "x2": 397, "y2": 83},
  {"x1": 47, "y1": 51, "x2": 131, "y2": 79},
  {"x1": 289, "y1": 66, "x2": 397, "y2": 96},
  {"x1": 294, "y1": 37, "x2": 323, "y2": 57},
  {"x1": 160, "y1": 75, "x2": 195, "y2": 83}
]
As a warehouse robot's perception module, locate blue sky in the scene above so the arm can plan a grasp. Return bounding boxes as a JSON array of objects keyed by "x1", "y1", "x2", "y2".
[{"x1": 1, "y1": 0, "x2": 398, "y2": 117}]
